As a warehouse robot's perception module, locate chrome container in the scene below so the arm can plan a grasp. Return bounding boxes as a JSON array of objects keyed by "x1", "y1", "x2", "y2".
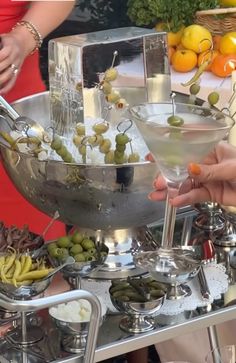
[{"x1": 0, "y1": 92, "x2": 162, "y2": 230}]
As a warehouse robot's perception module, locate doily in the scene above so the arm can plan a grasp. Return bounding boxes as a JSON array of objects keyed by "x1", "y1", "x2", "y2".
[
  {"x1": 81, "y1": 279, "x2": 117, "y2": 313},
  {"x1": 81, "y1": 263, "x2": 228, "y2": 316},
  {"x1": 159, "y1": 262, "x2": 228, "y2": 316}
]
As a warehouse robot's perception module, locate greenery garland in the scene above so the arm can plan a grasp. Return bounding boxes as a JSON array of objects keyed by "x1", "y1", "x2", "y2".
[{"x1": 127, "y1": 0, "x2": 219, "y2": 31}]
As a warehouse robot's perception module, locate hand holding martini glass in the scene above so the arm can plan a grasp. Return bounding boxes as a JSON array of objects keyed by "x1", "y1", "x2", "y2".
[{"x1": 130, "y1": 96, "x2": 234, "y2": 299}]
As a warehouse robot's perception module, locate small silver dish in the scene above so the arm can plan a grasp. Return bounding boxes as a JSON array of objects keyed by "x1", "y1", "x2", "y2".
[
  {"x1": 0, "y1": 273, "x2": 52, "y2": 300},
  {"x1": 51, "y1": 317, "x2": 90, "y2": 353},
  {"x1": 109, "y1": 282, "x2": 166, "y2": 333},
  {"x1": 134, "y1": 247, "x2": 201, "y2": 300},
  {"x1": 50, "y1": 243, "x2": 109, "y2": 289},
  {"x1": 49, "y1": 304, "x2": 106, "y2": 353}
]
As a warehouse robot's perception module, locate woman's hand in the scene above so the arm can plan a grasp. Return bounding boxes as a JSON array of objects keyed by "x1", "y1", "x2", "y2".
[
  {"x1": 149, "y1": 142, "x2": 236, "y2": 207},
  {"x1": 0, "y1": 33, "x2": 26, "y2": 94}
]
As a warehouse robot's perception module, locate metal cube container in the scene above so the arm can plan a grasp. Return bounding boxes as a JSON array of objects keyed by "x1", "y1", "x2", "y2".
[{"x1": 48, "y1": 26, "x2": 170, "y2": 136}]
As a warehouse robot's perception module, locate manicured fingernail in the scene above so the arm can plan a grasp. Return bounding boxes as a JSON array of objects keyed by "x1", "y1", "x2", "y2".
[
  {"x1": 148, "y1": 192, "x2": 154, "y2": 200},
  {"x1": 189, "y1": 163, "x2": 201, "y2": 175}
]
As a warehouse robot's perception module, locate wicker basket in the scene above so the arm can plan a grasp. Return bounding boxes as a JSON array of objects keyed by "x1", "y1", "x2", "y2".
[{"x1": 195, "y1": 7, "x2": 236, "y2": 35}]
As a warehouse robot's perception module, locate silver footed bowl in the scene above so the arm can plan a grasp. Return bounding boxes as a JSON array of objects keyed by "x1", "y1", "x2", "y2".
[
  {"x1": 49, "y1": 243, "x2": 109, "y2": 278},
  {"x1": 109, "y1": 278, "x2": 166, "y2": 333},
  {"x1": 51, "y1": 316, "x2": 90, "y2": 337},
  {"x1": 110, "y1": 294, "x2": 165, "y2": 316},
  {"x1": 134, "y1": 247, "x2": 201, "y2": 285},
  {"x1": 109, "y1": 276, "x2": 166, "y2": 315},
  {"x1": 0, "y1": 276, "x2": 52, "y2": 299},
  {"x1": 0, "y1": 92, "x2": 162, "y2": 230},
  {"x1": 48, "y1": 302, "x2": 106, "y2": 353}
]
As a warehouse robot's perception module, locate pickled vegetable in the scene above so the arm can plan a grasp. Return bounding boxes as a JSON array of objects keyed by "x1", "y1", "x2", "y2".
[
  {"x1": 0, "y1": 251, "x2": 54, "y2": 287},
  {"x1": 109, "y1": 277, "x2": 166, "y2": 303}
]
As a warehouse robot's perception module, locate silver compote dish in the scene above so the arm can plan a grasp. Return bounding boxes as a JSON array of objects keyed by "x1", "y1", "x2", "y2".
[{"x1": 109, "y1": 276, "x2": 166, "y2": 333}]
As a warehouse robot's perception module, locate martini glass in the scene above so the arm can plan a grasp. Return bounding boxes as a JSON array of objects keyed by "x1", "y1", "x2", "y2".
[{"x1": 130, "y1": 102, "x2": 234, "y2": 298}]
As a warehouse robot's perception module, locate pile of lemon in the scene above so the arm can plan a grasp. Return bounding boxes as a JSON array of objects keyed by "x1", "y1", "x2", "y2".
[{"x1": 156, "y1": 23, "x2": 236, "y2": 78}]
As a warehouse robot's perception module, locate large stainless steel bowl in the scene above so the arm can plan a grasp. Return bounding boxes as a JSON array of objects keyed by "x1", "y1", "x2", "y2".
[{"x1": 0, "y1": 92, "x2": 163, "y2": 230}]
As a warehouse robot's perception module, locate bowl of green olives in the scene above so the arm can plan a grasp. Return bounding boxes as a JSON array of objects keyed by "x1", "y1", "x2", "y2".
[
  {"x1": 109, "y1": 276, "x2": 166, "y2": 333},
  {"x1": 47, "y1": 230, "x2": 109, "y2": 279}
]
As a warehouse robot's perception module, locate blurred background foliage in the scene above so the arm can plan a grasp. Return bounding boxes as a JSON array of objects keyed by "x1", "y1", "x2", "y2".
[{"x1": 74, "y1": 0, "x2": 132, "y2": 28}]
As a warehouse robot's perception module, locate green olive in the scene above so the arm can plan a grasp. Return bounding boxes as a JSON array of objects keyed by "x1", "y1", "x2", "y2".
[
  {"x1": 47, "y1": 242, "x2": 57, "y2": 252},
  {"x1": 57, "y1": 145, "x2": 69, "y2": 158},
  {"x1": 128, "y1": 152, "x2": 140, "y2": 163},
  {"x1": 99, "y1": 139, "x2": 112, "y2": 153},
  {"x1": 104, "y1": 68, "x2": 118, "y2": 82},
  {"x1": 57, "y1": 248, "x2": 69, "y2": 260},
  {"x1": 79, "y1": 144, "x2": 86, "y2": 155},
  {"x1": 104, "y1": 150, "x2": 115, "y2": 164},
  {"x1": 51, "y1": 136, "x2": 62, "y2": 151},
  {"x1": 87, "y1": 134, "x2": 103, "y2": 146},
  {"x1": 75, "y1": 123, "x2": 85, "y2": 136},
  {"x1": 87, "y1": 248, "x2": 97, "y2": 256},
  {"x1": 73, "y1": 135, "x2": 82, "y2": 146},
  {"x1": 71, "y1": 231, "x2": 84, "y2": 244},
  {"x1": 101, "y1": 81, "x2": 112, "y2": 95},
  {"x1": 92, "y1": 122, "x2": 109, "y2": 135},
  {"x1": 114, "y1": 150, "x2": 127, "y2": 164},
  {"x1": 167, "y1": 115, "x2": 184, "y2": 127},
  {"x1": 81, "y1": 238, "x2": 95, "y2": 250},
  {"x1": 106, "y1": 92, "x2": 120, "y2": 104},
  {"x1": 63, "y1": 153, "x2": 74, "y2": 163},
  {"x1": 74, "y1": 253, "x2": 86, "y2": 262},
  {"x1": 115, "y1": 133, "x2": 129, "y2": 145},
  {"x1": 115, "y1": 144, "x2": 126, "y2": 152},
  {"x1": 70, "y1": 244, "x2": 83, "y2": 255},
  {"x1": 189, "y1": 83, "x2": 200, "y2": 95},
  {"x1": 208, "y1": 91, "x2": 219, "y2": 106},
  {"x1": 86, "y1": 255, "x2": 96, "y2": 261},
  {"x1": 57, "y1": 236, "x2": 71, "y2": 248},
  {"x1": 49, "y1": 247, "x2": 64, "y2": 258}
]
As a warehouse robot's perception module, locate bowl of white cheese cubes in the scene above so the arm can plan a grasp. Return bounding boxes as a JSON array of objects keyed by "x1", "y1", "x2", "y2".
[{"x1": 49, "y1": 298, "x2": 106, "y2": 353}]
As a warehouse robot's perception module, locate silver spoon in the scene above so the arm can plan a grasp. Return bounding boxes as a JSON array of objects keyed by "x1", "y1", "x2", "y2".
[
  {"x1": 43, "y1": 256, "x2": 75, "y2": 281},
  {"x1": 31, "y1": 211, "x2": 60, "y2": 259}
]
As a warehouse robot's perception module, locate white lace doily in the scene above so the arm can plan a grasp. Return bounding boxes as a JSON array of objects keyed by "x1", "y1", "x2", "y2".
[
  {"x1": 159, "y1": 262, "x2": 228, "y2": 316},
  {"x1": 81, "y1": 279, "x2": 117, "y2": 313},
  {"x1": 81, "y1": 263, "x2": 228, "y2": 316}
]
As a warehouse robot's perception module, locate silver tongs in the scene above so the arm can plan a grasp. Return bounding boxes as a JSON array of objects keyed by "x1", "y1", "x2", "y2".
[
  {"x1": 198, "y1": 265, "x2": 211, "y2": 301},
  {"x1": 0, "y1": 95, "x2": 45, "y2": 139}
]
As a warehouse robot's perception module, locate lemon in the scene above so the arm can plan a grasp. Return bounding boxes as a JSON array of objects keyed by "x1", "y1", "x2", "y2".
[
  {"x1": 155, "y1": 22, "x2": 185, "y2": 47},
  {"x1": 219, "y1": 32, "x2": 236, "y2": 55},
  {"x1": 220, "y1": 0, "x2": 236, "y2": 6},
  {"x1": 181, "y1": 25, "x2": 212, "y2": 54}
]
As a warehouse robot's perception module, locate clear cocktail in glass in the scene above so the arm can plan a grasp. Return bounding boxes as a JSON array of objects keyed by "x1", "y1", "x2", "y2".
[{"x1": 130, "y1": 101, "x2": 234, "y2": 299}]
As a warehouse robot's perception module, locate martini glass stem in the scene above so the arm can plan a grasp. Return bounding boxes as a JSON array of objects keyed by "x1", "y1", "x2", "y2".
[{"x1": 160, "y1": 183, "x2": 180, "y2": 250}]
